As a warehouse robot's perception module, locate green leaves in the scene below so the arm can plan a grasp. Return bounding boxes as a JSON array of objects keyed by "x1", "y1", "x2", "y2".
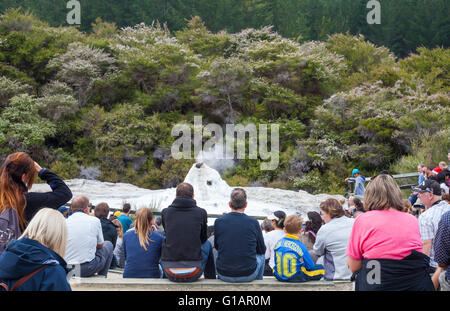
[
  {"x1": 47, "y1": 42, "x2": 116, "y2": 107},
  {"x1": 400, "y1": 47, "x2": 450, "y2": 93},
  {"x1": 197, "y1": 57, "x2": 253, "y2": 119},
  {"x1": 0, "y1": 9, "x2": 448, "y2": 192},
  {"x1": 0, "y1": 75, "x2": 29, "y2": 106},
  {"x1": 0, "y1": 94, "x2": 55, "y2": 152}
]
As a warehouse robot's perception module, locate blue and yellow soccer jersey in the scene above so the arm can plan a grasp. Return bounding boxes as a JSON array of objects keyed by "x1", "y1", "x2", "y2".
[{"x1": 274, "y1": 234, "x2": 324, "y2": 282}]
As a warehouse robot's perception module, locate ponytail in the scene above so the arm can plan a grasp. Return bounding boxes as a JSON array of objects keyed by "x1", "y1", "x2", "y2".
[
  {"x1": 270, "y1": 211, "x2": 286, "y2": 229},
  {"x1": 276, "y1": 217, "x2": 285, "y2": 229}
]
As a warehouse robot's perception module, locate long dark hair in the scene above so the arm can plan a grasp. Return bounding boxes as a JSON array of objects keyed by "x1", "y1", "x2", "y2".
[
  {"x1": 305, "y1": 211, "x2": 322, "y2": 244},
  {"x1": 0, "y1": 152, "x2": 37, "y2": 230}
]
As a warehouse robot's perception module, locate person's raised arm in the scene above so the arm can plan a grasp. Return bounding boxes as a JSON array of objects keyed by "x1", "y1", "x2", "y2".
[{"x1": 27, "y1": 163, "x2": 72, "y2": 210}]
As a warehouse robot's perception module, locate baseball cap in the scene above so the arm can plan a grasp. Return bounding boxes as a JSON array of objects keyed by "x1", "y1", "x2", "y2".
[
  {"x1": 352, "y1": 169, "x2": 360, "y2": 176},
  {"x1": 413, "y1": 180, "x2": 442, "y2": 195},
  {"x1": 267, "y1": 214, "x2": 279, "y2": 221},
  {"x1": 58, "y1": 206, "x2": 69, "y2": 213},
  {"x1": 267, "y1": 211, "x2": 286, "y2": 221},
  {"x1": 113, "y1": 211, "x2": 123, "y2": 217}
]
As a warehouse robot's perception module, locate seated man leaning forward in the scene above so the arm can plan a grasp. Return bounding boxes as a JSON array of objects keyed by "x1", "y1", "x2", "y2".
[
  {"x1": 161, "y1": 182, "x2": 215, "y2": 282},
  {"x1": 64, "y1": 195, "x2": 114, "y2": 278},
  {"x1": 214, "y1": 188, "x2": 266, "y2": 282},
  {"x1": 274, "y1": 215, "x2": 324, "y2": 282}
]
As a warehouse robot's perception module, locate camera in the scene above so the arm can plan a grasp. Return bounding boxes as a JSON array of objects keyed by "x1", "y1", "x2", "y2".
[
  {"x1": 411, "y1": 203, "x2": 425, "y2": 217},
  {"x1": 413, "y1": 203, "x2": 425, "y2": 209}
]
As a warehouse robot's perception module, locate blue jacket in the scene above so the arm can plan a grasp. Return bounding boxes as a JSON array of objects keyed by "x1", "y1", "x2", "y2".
[
  {"x1": 350, "y1": 175, "x2": 366, "y2": 196},
  {"x1": 0, "y1": 238, "x2": 71, "y2": 291}
]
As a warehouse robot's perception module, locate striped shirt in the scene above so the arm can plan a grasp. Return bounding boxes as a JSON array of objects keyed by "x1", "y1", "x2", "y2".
[{"x1": 419, "y1": 200, "x2": 450, "y2": 267}]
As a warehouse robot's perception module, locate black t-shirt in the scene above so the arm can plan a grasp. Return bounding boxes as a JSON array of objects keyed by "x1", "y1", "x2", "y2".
[{"x1": 214, "y1": 212, "x2": 266, "y2": 277}]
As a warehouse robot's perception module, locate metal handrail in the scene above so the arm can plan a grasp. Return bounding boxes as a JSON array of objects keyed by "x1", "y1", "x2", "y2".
[
  {"x1": 346, "y1": 171, "x2": 420, "y2": 197},
  {"x1": 106, "y1": 208, "x2": 267, "y2": 220}
]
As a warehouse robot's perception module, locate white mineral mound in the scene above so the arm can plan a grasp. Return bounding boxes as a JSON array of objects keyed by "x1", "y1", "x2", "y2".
[{"x1": 31, "y1": 163, "x2": 344, "y2": 221}]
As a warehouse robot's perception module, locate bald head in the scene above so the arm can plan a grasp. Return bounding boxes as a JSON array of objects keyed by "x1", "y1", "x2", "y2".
[{"x1": 70, "y1": 195, "x2": 90, "y2": 213}]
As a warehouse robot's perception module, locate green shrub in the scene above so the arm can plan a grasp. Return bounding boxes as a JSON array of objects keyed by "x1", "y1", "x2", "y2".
[
  {"x1": 399, "y1": 47, "x2": 450, "y2": 93},
  {"x1": 49, "y1": 160, "x2": 79, "y2": 179},
  {"x1": 225, "y1": 174, "x2": 250, "y2": 187}
]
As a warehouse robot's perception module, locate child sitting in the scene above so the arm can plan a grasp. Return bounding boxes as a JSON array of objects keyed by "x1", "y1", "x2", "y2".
[{"x1": 274, "y1": 215, "x2": 324, "y2": 282}]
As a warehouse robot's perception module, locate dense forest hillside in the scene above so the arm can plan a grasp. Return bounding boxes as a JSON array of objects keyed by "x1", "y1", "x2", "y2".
[
  {"x1": 0, "y1": 9, "x2": 448, "y2": 194},
  {"x1": 0, "y1": 0, "x2": 449, "y2": 57}
]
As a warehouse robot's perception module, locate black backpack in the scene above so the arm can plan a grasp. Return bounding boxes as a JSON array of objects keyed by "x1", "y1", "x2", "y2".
[{"x1": 0, "y1": 208, "x2": 22, "y2": 254}]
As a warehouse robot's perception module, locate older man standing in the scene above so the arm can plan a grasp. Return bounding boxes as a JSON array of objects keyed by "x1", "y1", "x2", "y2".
[{"x1": 65, "y1": 195, "x2": 114, "y2": 277}]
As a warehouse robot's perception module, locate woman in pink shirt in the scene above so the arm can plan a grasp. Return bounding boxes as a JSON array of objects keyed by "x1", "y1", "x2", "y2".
[{"x1": 346, "y1": 174, "x2": 434, "y2": 291}]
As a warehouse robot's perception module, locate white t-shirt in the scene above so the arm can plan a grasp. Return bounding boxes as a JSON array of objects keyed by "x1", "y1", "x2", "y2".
[
  {"x1": 264, "y1": 229, "x2": 286, "y2": 269},
  {"x1": 65, "y1": 212, "x2": 104, "y2": 264}
]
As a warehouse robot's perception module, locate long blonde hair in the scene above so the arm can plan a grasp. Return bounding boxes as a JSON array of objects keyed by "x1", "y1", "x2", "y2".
[
  {"x1": 20, "y1": 208, "x2": 67, "y2": 258},
  {"x1": 112, "y1": 219, "x2": 123, "y2": 239},
  {"x1": 134, "y1": 208, "x2": 154, "y2": 251}
]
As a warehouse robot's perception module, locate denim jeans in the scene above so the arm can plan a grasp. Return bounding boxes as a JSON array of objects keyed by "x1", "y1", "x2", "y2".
[
  {"x1": 80, "y1": 241, "x2": 114, "y2": 277},
  {"x1": 217, "y1": 254, "x2": 265, "y2": 283},
  {"x1": 162, "y1": 241, "x2": 215, "y2": 282}
]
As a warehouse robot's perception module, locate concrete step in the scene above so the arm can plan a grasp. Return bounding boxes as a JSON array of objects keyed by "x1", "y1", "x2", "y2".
[{"x1": 69, "y1": 276, "x2": 353, "y2": 291}]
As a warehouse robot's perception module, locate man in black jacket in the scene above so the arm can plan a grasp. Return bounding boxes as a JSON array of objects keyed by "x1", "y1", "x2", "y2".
[{"x1": 161, "y1": 182, "x2": 215, "y2": 282}]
